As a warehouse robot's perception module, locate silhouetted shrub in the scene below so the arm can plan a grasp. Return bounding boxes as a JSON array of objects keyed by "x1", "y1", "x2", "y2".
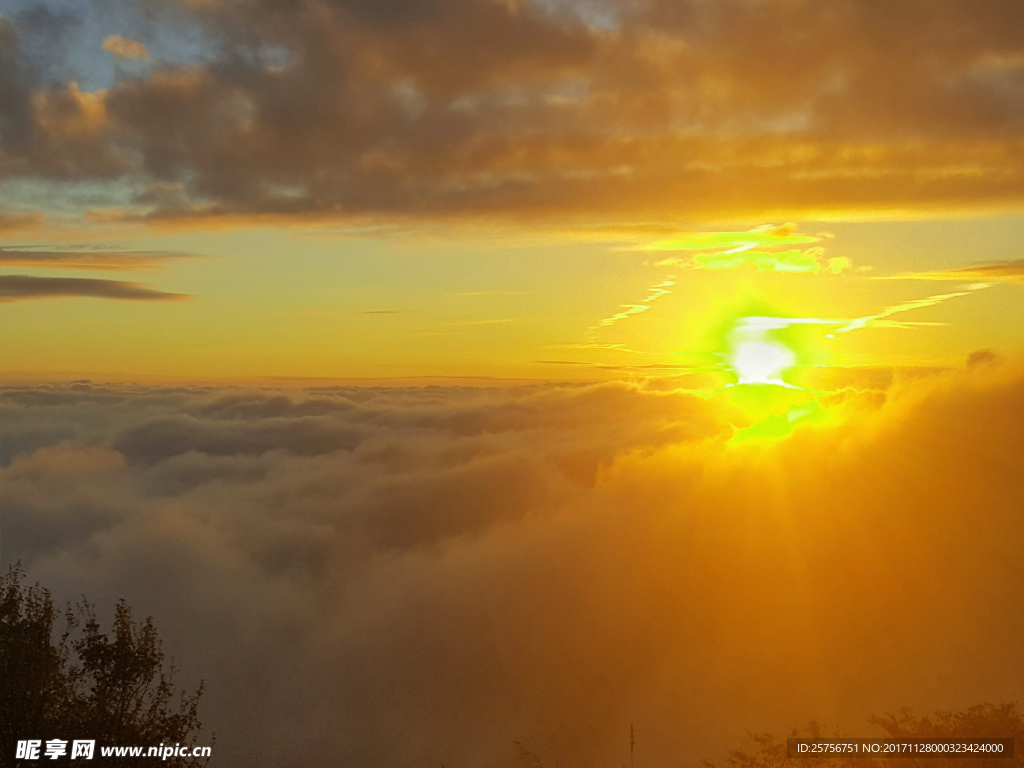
[{"x1": 0, "y1": 567, "x2": 208, "y2": 767}]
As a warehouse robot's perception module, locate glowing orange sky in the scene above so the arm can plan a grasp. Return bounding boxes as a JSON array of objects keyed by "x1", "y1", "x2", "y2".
[
  {"x1": 4, "y1": 9, "x2": 1024, "y2": 768},
  {"x1": 1, "y1": 0, "x2": 1023, "y2": 380}
]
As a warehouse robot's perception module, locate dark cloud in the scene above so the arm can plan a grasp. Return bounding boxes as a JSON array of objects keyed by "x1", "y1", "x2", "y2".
[
  {"x1": 967, "y1": 348, "x2": 1003, "y2": 368},
  {"x1": 0, "y1": 246, "x2": 200, "y2": 270},
  {"x1": 2, "y1": 0, "x2": 1024, "y2": 222},
  {"x1": 8, "y1": 4, "x2": 83, "y2": 87},
  {"x1": 0, "y1": 274, "x2": 188, "y2": 301},
  {"x1": 2, "y1": 364, "x2": 1024, "y2": 767},
  {"x1": 0, "y1": 5, "x2": 121, "y2": 180},
  {"x1": 0, "y1": 14, "x2": 34, "y2": 160}
]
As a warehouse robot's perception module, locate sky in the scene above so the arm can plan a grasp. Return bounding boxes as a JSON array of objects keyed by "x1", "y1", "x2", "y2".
[
  {"x1": 0, "y1": 0, "x2": 1023, "y2": 381},
  {"x1": 2, "y1": 2, "x2": 1024, "y2": 768}
]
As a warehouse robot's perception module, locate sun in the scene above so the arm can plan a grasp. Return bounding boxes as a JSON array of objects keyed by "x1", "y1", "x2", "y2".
[
  {"x1": 731, "y1": 340, "x2": 795, "y2": 385},
  {"x1": 719, "y1": 314, "x2": 808, "y2": 387}
]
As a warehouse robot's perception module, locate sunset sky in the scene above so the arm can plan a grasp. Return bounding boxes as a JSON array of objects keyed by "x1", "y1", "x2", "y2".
[
  {"x1": 1, "y1": 0, "x2": 1023, "y2": 381},
  {"x1": 2, "y1": 2, "x2": 1024, "y2": 768}
]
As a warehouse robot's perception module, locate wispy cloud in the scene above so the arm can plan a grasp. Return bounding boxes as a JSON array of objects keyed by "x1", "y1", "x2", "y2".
[
  {"x1": 592, "y1": 277, "x2": 675, "y2": 331},
  {"x1": 645, "y1": 224, "x2": 850, "y2": 274},
  {"x1": 882, "y1": 260, "x2": 1024, "y2": 285},
  {"x1": 445, "y1": 318, "x2": 520, "y2": 326},
  {"x1": 643, "y1": 224, "x2": 819, "y2": 252},
  {"x1": 830, "y1": 284, "x2": 990, "y2": 335},
  {"x1": 454, "y1": 290, "x2": 532, "y2": 297},
  {"x1": 546, "y1": 343, "x2": 641, "y2": 353},
  {"x1": 594, "y1": 303, "x2": 650, "y2": 328},
  {"x1": 730, "y1": 284, "x2": 991, "y2": 341},
  {"x1": 0, "y1": 275, "x2": 189, "y2": 302},
  {"x1": 0, "y1": 247, "x2": 200, "y2": 271}
]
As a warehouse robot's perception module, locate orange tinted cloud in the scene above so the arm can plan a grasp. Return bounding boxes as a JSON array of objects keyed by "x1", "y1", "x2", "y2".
[
  {"x1": 891, "y1": 260, "x2": 1024, "y2": 284},
  {"x1": 2, "y1": 1, "x2": 1023, "y2": 224},
  {"x1": 0, "y1": 211, "x2": 44, "y2": 232},
  {"x1": 2, "y1": 359, "x2": 1023, "y2": 766},
  {"x1": 101, "y1": 35, "x2": 150, "y2": 61}
]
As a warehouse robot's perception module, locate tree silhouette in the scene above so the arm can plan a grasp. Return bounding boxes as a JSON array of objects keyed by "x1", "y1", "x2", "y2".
[{"x1": 0, "y1": 567, "x2": 208, "y2": 767}]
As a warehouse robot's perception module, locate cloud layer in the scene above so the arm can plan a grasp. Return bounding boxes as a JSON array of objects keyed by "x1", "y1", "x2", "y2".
[
  {"x1": 0, "y1": 274, "x2": 188, "y2": 301},
  {"x1": 2, "y1": 0, "x2": 1024, "y2": 224},
  {"x1": 3, "y1": 361, "x2": 1024, "y2": 767}
]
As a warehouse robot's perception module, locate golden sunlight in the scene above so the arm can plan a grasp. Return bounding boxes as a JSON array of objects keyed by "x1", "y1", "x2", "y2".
[
  {"x1": 727, "y1": 316, "x2": 800, "y2": 386},
  {"x1": 731, "y1": 340, "x2": 795, "y2": 385}
]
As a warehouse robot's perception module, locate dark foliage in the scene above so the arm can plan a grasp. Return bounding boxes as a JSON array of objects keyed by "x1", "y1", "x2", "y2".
[{"x1": 0, "y1": 567, "x2": 208, "y2": 767}]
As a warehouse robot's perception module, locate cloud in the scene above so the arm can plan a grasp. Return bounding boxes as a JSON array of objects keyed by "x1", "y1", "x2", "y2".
[
  {"x1": 584, "y1": 276, "x2": 674, "y2": 344},
  {"x1": 2, "y1": 1, "x2": 1024, "y2": 224},
  {"x1": 544, "y1": 342, "x2": 640, "y2": 353},
  {"x1": 2, "y1": 362, "x2": 1024, "y2": 767},
  {"x1": 830, "y1": 283, "x2": 991, "y2": 335},
  {"x1": 0, "y1": 211, "x2": 44, "y2": 232},
  {"x1": 0, "y1": 274, "x2": 188, "y2": 301},
  {"x1": 0, "y1": 246, "x2": 199, "y2": 270},
  {"x1": 644, "y1": 224, "x2": 819, "y2": 253},
  {"x1": 647, "y1": 225, "x2": 850, "y2": 274},
  {"x1": 712, "y1": 284, "x2": 992, "y2": 349},
  {"x1": 563, "y1": 222, "x2": 855, "y2": 366},
  {"x1": 101, "y1": 35, "x2": 150, "y2": 61},
  {"x1": 888, "y1": 259, "x2": 1024, "y2": 284}
]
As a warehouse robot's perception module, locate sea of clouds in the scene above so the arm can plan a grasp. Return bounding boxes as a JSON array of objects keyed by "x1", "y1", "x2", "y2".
[{"x1": 2, "y1": 360, "x2": 1023, "y2": 767}]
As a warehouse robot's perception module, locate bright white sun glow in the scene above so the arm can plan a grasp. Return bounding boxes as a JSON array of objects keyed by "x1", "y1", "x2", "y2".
[{"x1": 732, "y1": 340, "x2": 795, "y2": 385}]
